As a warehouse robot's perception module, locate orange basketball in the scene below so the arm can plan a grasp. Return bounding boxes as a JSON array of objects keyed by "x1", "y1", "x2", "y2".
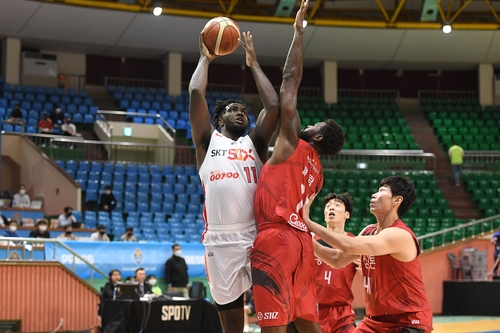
[{"x1": 202, "y1": 17, "x2": 240, "y2": 56}]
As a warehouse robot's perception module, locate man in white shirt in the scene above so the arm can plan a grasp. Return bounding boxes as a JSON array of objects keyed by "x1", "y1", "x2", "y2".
[
  {"x1": 57, "y1": 206, "x2": 77, "y2": 228},
  {"x1": 61, "y1": 117, "x2": 77, "y2": 136},
  {"x1": 12, "y1": 184, "x2": 31, "y2": 208},
  {"x1": 90, "y1": 224, "x2": 110, "y2": 242}
]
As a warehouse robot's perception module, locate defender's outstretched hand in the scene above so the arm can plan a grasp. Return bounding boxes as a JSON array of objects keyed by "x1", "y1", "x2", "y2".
[
  {"x1": 294, "y1": 0, "x2": 309, "y2": 32},
  {"x1": 239, "y1": 31, "x2": 258, "y2": 67},
  {"x1": 199, "y1": 31, "x2": 218, "y2": 62}
]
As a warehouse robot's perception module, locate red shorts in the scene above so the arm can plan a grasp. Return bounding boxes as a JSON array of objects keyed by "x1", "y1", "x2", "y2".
[
  {"x1": 319, "y1": 304, "x2": 356, "y2": 333},
  {"x1": 355, "y1": 313, "x2": 432, "y2": 333},
  {"x1": 251, "y1": 223, "x2": 319, "y2": 327}
]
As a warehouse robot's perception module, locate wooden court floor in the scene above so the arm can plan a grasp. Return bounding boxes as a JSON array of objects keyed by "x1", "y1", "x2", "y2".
[
  {"x1": 245, "y1": 316, "x2": 500, "y2": 332},
  {"x1": 432, "y1": 316, "x2": 500, "y2": 333}
]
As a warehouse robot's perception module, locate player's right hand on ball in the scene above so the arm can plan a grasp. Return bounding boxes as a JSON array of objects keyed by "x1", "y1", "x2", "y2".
[{"x1": 199, "y1": 31, "x2": 218, "y2": 61}]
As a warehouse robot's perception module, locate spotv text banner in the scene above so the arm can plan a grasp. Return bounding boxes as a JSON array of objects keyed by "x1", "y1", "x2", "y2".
[{"x1": 44, "y1": 241, "x2": 206, "y2": 279}]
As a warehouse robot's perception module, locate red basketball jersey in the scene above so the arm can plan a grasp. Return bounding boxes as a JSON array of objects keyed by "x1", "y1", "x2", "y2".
[
  {"x1": 254, "y1": 139, "x2": 323, "y2": 232},
  {"x1": 360, "y1": 220, "x2": 432, "y2": 326},
  {"x1": 314, "y1": 234, "x2": 357, "y2": 306}
]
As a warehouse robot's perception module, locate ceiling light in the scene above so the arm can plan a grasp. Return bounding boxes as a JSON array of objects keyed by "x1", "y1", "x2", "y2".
[
  {"x1": 442, "y1": 23, "x2": 452, "y2": 34},
  {"x1": 153, "y1": 7, "x2": 162, "y2": 16}
]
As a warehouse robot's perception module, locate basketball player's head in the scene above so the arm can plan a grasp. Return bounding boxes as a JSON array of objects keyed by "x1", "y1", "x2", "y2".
[
  {"x1": 378, "y1": 176, "x2": 416, "y2": 217},
  {"x1": 299, "y1": 119, "x2": 345, "y2": 156},
  {"x1": 322, "y1": 192, "x2": 353, "y2": 227},
  {"x1": 211, "y1": 99, "x2": 250, "y2": 137}
]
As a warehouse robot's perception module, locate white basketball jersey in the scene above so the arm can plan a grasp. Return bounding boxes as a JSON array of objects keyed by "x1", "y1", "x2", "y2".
[{"x1": 199, "y1": 131, "x2": 263, "y2": 227}]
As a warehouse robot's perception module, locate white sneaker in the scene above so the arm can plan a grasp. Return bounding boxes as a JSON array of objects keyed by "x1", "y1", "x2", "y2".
[{"x1": 243, "y1": 325, "x2": 250, "y2": 333}]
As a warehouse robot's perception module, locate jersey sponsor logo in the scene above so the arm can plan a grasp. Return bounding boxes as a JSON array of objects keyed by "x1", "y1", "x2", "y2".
[
  {"x1": 363, "y1": 255, "x2": 375, "y2": 270},
  {"x1": 210, "y1": 148, "x2": 255, "y2": 162},
  {"x1": 411, "y1": 320, "x2": 420, "y2": 324},
  {"x1": 209, "y1": 170, "x2": 240, "y2": 181},
  {"x1": 287, "y1": 213, "x2": 308, "y2": 232},
  {"x1": 161, "y1": 305, "x2": 191, "y2": 321},
  {"x1": 207, "y1": 251, "x2": 214, "y2": 257},
  {"x1": 228, "y1": 148, "x2": 255, "y2": 161},
  {"x1": 307, "y1": 156, "x2": 319, "y2": 173},
  {"x1": 257, "y1": 312, "x2": 279, "y2": 320},
  {"x1": 315, "y1": 258, "x2": 323, "y2": 265}
]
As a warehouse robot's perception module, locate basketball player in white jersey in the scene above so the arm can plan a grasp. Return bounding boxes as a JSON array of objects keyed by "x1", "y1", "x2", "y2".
[{"x1": 189, "y1": 31, "x2": 279, "y2": 333}]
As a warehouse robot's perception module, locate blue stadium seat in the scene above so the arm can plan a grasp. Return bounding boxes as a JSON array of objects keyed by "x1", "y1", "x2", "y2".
[
  {"x1": 126, "y1": 173, "x2": 138, "y2": 183},
  {"x1": 137, "y1": 192, "x2": 148, "y2": 203},
  {"x1": 114, "y1": 172, "x2": 125, "y2": 183},
  {"x1": 174, "y1": 234, "x2": 188, "y2": 243},
  {"x1": 139, "y1": 173, "x2": 150, "y2": 183},
  {"x1": 173, "y1": 184, "x2": 185, "y2": 195},
  {"x1": 72, "y1": 210, "x2": 83, "y2": 222},
  {"x1": 184, "y1": 166, "x2": 197, "y2": 176},
  {"x1": 71, "y1": 113, "x2": 83, "y2": 124},
  {"x1": 112, "y1": 182, "x2": 124, "y2": 193},
  {"x1": 138, "y1": 202, "x2": 149, "y2": 213},
  {"x1": 76, "y1": 170, "x2": 88, "y2": 181},
  {"x1": 173, "y1": 165, "x2": 184, "y2": 175},
  {"x1": 55, "y1": 160, "x2": 65, "y2": 169},
  {"x1": 151, "y1": 192, "x2": 162, "y2": 202},
  {"x1": 162, "y1": 184, "x2": 173, "y2": 194},
  {"x1": 124, "y1": 192, "x2": 136, "y2": 202},
  {"x1": 174, "y1": 203, "x2": 187, "y2": 215},
  {"x1": 162, "y1": 165, "x2": 173, "y2": 175},
  {"x1": 151, "y1": 183, "x2": 162, "y2": 193},
  {"x1": 162, "y1": 202, "x2": 174, "y2": 214},
  {"x1": 87, "y1": 180, "x2": 99, "y2": 191},
  {"x1": 115, "y1": 163, "x2": 126, "y2": 173},
  {"x1": 103, "y1": 162, "x2": 114, "y2": 173},
  {"x1": 84, "y1": 114, "x2": 94, "y2": 124},
  {"x1": 165, "y1": 174, "x2": 176, "y2": 185},
  {"x1": 89, "y1": 171, "x2": 100, "y2": 182},
  {"x1": 79, "y1": 161, "x2": 90, "y2": 172},
  {"x1": 101, "y1": 172, "x2": 112, "y2": 183},
  {"x1": 124, "y1": 202, "x2": 136, "y2": 213}
]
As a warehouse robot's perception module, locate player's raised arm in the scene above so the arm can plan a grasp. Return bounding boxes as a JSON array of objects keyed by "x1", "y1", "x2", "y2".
[
  {"x1": 189, "y1": 33, "x2": 218, "y2": 168},
  {"x1": 240, "y1": 32, "x2": 280, "y2": 162},
  {"x1": 269, "y1": 0, "x2": 309, "y2": 165}
]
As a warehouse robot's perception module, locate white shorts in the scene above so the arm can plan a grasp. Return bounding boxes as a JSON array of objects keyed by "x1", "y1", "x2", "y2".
[{"x1": 203, "y1": 221, "x2": 257, "y2": 305}]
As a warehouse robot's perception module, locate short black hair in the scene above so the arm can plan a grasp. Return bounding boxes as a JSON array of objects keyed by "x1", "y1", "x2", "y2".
[
  {"x1": 172, "y1": 243, "x2": 180, "y2": 250},
  {"x1": 135, "y1": 267, "x2": 145, "y2": 275},
  {"x1": 316, "y1": 119, "x2": 345, "y2": 156},
  {"x1": 322, "y1": 192, "x2": 353, "y2": 216},
  {"x1": 97, "y1": 224, "x2": 106, "y2": 230},
  {"x1": 37, "y1": 219, "x2": 48, "y2": 225},
  {"x1": 126, "y1": 226, "x2": 134, "y2": 232},
  {"x1": 8, "y1": 220, "x2": 17, "y2": 226},
  {"x1": 147, "y1": 274, "x2": 156, "y2": 279},
  {"x1": 105, "y1": 185, "x2": 112, "y2": 190},
  {"x1": 210, "y1": 99, "x2": 249, "y2": 128},
  {"x1": 64, "y1": 206, "x2": 72, "y2": 213},
  {"x1": 379, "y1": 175, "x2": 416, "y2": 218}
]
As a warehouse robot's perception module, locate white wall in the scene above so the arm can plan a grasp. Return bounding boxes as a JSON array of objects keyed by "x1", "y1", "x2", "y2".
[{"x1": 41, "y1": 50, "x2": 86, "y2": 76}]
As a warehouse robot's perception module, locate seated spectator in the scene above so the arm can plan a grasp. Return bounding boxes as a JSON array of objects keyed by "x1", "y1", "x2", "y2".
[
  {"x1": 12, "y1": 184, "x2": 31, "y2": 208},
  {"x1": 57, "y1": 225, "x2": 77, "y2": 240},
  {"x1": 57, "y1": 206, "x2": 78, "y2": 228},
  {"x1": 38, "y1": 112, "x2": 53, "y2": 133},
  {"x1": 3, "y1": 220, "x2": 20, "y2": 238},
  {"x1": 50, "y1": 106, "x2": 64, "y2": 129},
  {"x1": 119, "y1": 227, "x2": 137, "y2": 242},
  {"x1": 61, "y1": 117, "x2": 77, "y2": 136},
  {"x1": 99, "y1": 185, "x2": 117, "y2": 212},
  {"x1": 99, "y1": 269, "x2": 122, "y2": 317},
  {"x1": 147, "y1": 274, "x2": 162, "y2": 295},
  {"x1": 8, "y1": 104, "x2": 23, "y2": 125},
  {"x1": 135, "y1": 268, "x2": 152, "y2": 296},
  {"x1": 29, "y1": 220, "x2": 51, "y2": 238},
  {"x1": 90, "y1": 224, "x2": 110, "y2": 242},
  {"x1": 125, "y1": 276, "x2": 136, "y2": 284}
]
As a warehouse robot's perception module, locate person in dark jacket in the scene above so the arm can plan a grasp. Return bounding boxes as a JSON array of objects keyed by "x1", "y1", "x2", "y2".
[
  {"x1": 29, "y1": 220, "x2": 51, "y2": 238},
  {"x1": 98, "y1": 185, "x2": 117, "y2": 212},
  {"x1": 98, "y1": 269, "x2": 122, "y2": 316},
  {"x1": 165, "y1": 243, "x2": 189, "y2": 297}
]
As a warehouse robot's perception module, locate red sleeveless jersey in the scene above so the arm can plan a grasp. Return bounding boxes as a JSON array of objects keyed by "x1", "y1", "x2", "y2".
[
  {"x1": 314, "y1": 234, "x2": 357, "y2": 306},
  {"x1": 360, "y1": 220, "x2": 432, "y2": 326},
  {"x1": 254, "y1": 139, "x2": 323, "y2": 232}
]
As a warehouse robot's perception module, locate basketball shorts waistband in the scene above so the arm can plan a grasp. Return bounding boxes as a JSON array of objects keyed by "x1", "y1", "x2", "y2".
[{"x1": 207, "y1": 219, "x2": 256, "y2": 231}]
